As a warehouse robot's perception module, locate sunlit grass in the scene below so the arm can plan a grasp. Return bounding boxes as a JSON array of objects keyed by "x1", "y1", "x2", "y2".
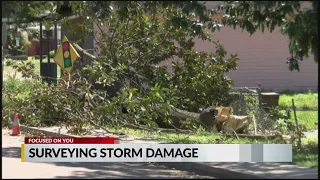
[
  {"x1": 4, "y1": 56, "x2": 61, "y2": 78},
  {"x1": 108, "y1": 127, "x2": 318, "y2": 168},
  {"x1": 278, "y1": 92, "x2": 318, "y2": 130},
  {"x1": 108, "y1": 127, "x2": 281, "y2": 144},
  {"x1": 279, "y1": 92, "x2": 318, "y2": 109}
]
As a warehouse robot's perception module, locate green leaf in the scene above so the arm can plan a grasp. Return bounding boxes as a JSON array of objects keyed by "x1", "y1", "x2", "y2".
[
  {"x1": 155, "y1": 92, "x2": 162, "y2": 99},
  {"x1": 128, "y1": 92, "x2": 133, "y2": 102}
]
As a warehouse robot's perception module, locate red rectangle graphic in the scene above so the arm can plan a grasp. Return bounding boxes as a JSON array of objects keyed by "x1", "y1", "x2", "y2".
[{"x1": 25, "y1": 137, "x2": 118, "y2": 144}]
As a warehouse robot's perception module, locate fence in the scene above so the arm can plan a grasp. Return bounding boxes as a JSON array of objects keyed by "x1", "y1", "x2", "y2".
[
  {"x1": 228, "y1": 84, "x2": 318, "y2": 139},
  {"x1": 228, "y1": 84, "x2": 278, "y2": 135},
  {"x1": 280, "y1": 99, "x2": 318, "y2": 145}
]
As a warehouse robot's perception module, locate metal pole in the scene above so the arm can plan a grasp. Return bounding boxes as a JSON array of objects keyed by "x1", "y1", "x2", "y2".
[
  {"x1": 54, "y1": 22, "x2": 57, "y2": 53},
  {"x1": 60, "y1": 26, "x2": 65, "y2": 77},
  {"x1": 1, "y1": 44, "x2": 3, "y2": 89},
  {"x1": 292, "y1": 99, "x2": 301, "y2": 147},
  {"x1": 258, "y1": 83, "x2": 262, "y2": 109},
  {"x1": 54, "y1": 22, "x2": 58, "y2": 82},
  {"x1": 47, "y1": 29, "x2": 50, "y2": 63},
  {"x1": 2, "y1": 22, "x2": 7, "y2": 89},
  {"x1": 40, "y1": 22, "x2": 43, "y2": 63}
]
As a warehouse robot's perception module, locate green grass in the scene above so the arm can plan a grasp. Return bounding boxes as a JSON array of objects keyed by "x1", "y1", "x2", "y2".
[
  {"x1": 108, "y1": 127, "x2": 281, "y2": 144},
  {"x1": 108, "y1": 127, "x2": 318, "y2": 168},
  {"x1": 293, "y1": 137, "x2": 318, "y2": 168},
  {"x1": 279, "y1": 92, "x2": 318, "y2": 130},
  {"x1": 3, "y1": 56, "x2": 36, "y2": 70},
  {"x1": 4, "y1": 56, "x2": 61, "y2": 78},
  {"x1": 280, "y1": 110, "x2": 318, "y2": 130},
  {"x1": 279, "y1": 92, "x2": 318, "y2": 109},
  {"x1": 294, "y1": 111, "x2": 318, "y2": 129}
]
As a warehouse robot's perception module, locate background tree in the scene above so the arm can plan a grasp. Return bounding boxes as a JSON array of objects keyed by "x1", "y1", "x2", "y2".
[
  {"x1": 6, "y1": 29, "x2": 31, "y2": 56},
  {"x1": 2, "y1": 1, "x2": 59, "y2": 22},
  {"x1": 214, "y1": 1, "x2": 318, "y2": 71},
  {"x1": 2, "y1": 1, "x2": 67, "y2": 32}
]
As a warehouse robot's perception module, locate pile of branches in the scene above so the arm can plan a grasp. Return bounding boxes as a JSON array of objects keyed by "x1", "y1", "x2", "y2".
[{"x1": 4, "y1": 1, "x2": 244, "y2": 135}]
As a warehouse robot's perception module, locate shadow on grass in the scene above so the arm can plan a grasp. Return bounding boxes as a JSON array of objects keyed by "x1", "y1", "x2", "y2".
[{"x1": 293, "y1": 142, "x2": 319, "y2": 169}]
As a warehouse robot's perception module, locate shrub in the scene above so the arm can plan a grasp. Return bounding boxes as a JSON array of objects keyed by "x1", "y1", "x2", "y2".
[
  {"x1": 49, "y1": 50, "x2": 55, "y2": 58},
  {"x1": 28, "y1": 29, "x2": 40, "y2": 42},
  {"x1": 7, "y1": 31, "x2": 31, "y2": 56},
  {"x1": 2, "y1": 75, "x2": 48, "y2": 127}
]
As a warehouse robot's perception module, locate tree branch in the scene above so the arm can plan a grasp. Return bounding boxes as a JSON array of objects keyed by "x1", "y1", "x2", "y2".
[{"x1": 72, "y1": 43, "x2": 96, "y2": 59}]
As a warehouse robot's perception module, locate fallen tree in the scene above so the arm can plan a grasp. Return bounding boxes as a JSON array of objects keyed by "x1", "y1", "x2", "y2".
[
  {"x1": 4, "y1": 2, "x2": 248, "y2": 135},
  {"x1": 72, "y1": 42, "x2": 251, "y2": 133},
  {"x1": 70, "y1": 22, "x2": 251, "y2": 134}
]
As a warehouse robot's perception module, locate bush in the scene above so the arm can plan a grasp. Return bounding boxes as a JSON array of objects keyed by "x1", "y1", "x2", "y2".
[
  {"x1": 2, "y1": 75, "x2": 48, "y2": 127},
  {"x1": 2, "y1": 62, "x2": 103, "y2": 133},
  {"x1": 49, "y1": 50, "x2": 55, "y2": 58},
  {"x1": 268, "y1": 107, "x2": 291, "y2": 121},
  {"x1": 7, "y1": 31, "x2": 31, "y2": 56},
  {"x1": 28, "y1": 29, "x2": 40, "y2": 42},
  {"x1": 267, "y1": 107, "x2": 296, "y2": 133},
  {"x1": 2, "y1": 73, "x2": 82, "y2": 128}
]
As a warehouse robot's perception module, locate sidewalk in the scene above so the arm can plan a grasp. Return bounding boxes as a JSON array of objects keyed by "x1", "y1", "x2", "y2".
[
  {"x1": 201, "y1": 162, "x2": 318, "y2": 179},
  {"x1": 20, "y1": 125, "x2": 318, "y2": 179}
]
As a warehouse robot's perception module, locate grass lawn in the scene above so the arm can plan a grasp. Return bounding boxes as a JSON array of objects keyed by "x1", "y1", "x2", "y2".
[
  {"x1": 107, "y1": 127, "x2": 318, "y2": 168},
  {"x1": 279, "y1": 92, "x2": 318, "y2": 109},
  {"x1": 108, "y1": 127, "x2": 280, "y2": 144},
  {"x1": 4, "y1": 56, "x2": 61, "y2": 77},
  {"x1": 279, "y1": 92, "x2": 318, "y2": 130},
  {"x1": 293, "y1": 137, "x2": 318, "y2": 168}
]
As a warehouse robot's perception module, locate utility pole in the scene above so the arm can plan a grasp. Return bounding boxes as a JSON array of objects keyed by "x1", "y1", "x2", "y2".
[{"x1": 2, "y1": 21, "x2": 8, "y2": 88}]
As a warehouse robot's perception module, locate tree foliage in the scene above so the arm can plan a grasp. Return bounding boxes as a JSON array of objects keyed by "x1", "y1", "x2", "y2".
[
  {"x1": 69, "y1": 1, "x2": 239, "y2": 112},
  {"x1": 10, "y1": 1, "x2": 317, "y2": 133},
  {"x1": 6, "y1": 29, "x2": 31, "y2": 56},
  {"x1": 213, "y1": 1, "x2": 318, "y2": 71},
  {"x1": 3, "y1": 1, "x2": 239, "y2": 133},
  {"x1": 2, "y1": 1, "x2": 317, "y2": 135},
  {"x1": 3, "y1": 1, "x2": 317, "y2": 71},
  {"x1": 2, "y1": 1, "x2": 59, "y2": 23}
]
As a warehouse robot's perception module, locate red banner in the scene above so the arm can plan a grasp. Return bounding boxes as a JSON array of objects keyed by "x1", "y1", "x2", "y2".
[{"x1": 25, "y1": 137, "x2": 119, "y2": 144}]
